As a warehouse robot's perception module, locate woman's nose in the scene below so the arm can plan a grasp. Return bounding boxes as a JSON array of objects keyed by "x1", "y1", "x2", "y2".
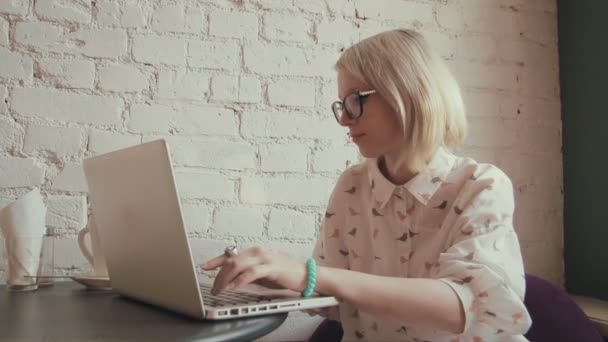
[{"x1": 338, "y1": 111, "x2": 354, "y2": 126}]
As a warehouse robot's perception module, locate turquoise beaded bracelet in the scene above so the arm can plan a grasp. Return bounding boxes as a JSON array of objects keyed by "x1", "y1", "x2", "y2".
[{"x1": 301, "y1": 258, "x2": 317, "y2": 298}]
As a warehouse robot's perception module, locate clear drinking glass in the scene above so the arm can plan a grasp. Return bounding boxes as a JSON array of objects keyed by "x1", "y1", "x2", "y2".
[{"x1": 1, "y1": 235, "x2": 54, "y2": 291}]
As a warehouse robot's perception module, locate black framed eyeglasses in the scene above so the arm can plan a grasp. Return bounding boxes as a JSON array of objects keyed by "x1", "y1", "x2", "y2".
[{"x1": 331, "y1": 90, "x2": 377, "y2": 123}]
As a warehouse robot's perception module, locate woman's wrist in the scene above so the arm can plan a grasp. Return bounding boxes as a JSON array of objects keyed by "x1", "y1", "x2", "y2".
[
  {"x1": 312, "y1": 265, "x2": 338, "y2": 297},
  {"x1": 297, "y1": 260, "x2": 308, "y2": 292}
]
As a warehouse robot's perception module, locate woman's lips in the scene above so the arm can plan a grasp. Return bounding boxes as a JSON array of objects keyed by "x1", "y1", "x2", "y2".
[{"x1": 350, "y1": 133, "x2": 365, "y2": 142}]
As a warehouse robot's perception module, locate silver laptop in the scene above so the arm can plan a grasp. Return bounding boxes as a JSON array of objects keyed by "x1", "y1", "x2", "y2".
[{"x1": 82, "y1": 139, "x2": 338, "y2": 320}]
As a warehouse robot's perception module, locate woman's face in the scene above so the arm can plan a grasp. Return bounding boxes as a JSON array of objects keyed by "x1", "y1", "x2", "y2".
[{"x1": 336, "y1": 68, "x2": 404, "y2": 159}]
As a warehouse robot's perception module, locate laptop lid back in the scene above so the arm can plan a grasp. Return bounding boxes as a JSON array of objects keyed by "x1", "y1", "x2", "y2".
[{"x1": 83, "y1": 139, "x2": 205, "y2": 318}]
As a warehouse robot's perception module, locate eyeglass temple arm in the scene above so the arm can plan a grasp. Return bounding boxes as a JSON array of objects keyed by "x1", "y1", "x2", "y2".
[{"x1": 359, "y1": 90, "x2": 376, "y2": 96}]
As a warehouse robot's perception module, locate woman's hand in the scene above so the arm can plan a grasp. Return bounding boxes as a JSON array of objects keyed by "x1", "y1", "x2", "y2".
[{"x1": 200, "y1": 247, "x2": 308, "y2": 295}]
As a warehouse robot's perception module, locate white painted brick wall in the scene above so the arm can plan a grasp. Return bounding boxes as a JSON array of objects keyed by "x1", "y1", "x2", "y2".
[
  {"x1": 165, "y1": 137, "x2": 257, "y2": 170},
  {"x1": 267, "y1": 79, "x2": 316, "y2": 107},
  {"x1": 211, "y1": 75, "x2": 261, "y2": 103},
  {"x1": 240, "y1": 176, "x2": 334, "y2": 206},
  {"x1": 209, "y1": 11, "x2": 258, "y2": 40},
  {"x1": 188, "y1": 40, "x2": 239, "y2": 70},
  {"x1": 158, "y1": 68, "x2": 210, "y2": 100},
  {"x1": 0, "y1": 116, "x2": 21, "y2": 151},
  {"x1": 12, "y1": 88, "x2": 123, "y2": 124},
  {"x1": 260, "y1": 143, "x2": 309, "y2": 173},
  {"x1": 316, "y1": 18, "x2": 358, "y2": 45},
  {"x1": 244, "y1": 43, "x2": 338, "y2": 77},
  {"x1": 263, "y1": 14, "x2": 313, "y2": 43},
  {"x1": 14, "y1": 22, "x2": 64, "y2": 53},
  {"x1": 268, "y1": 208, "x2": 317, "y2": 239},
  {"x1": 151, "y1": 4, "x2": 204, "y2": 34},
  {"x1": 241, "y1": 111, "x2": 342, "y2": 139},
  {"x1": 24, "y1": 125, "x2": 83, "y2": 157},
  {"x1": 98, "y1": 64, "x2": 149, "y2": 93},
  {"x1": 36, "y1": 58, "x2": 95, "y2": 89},
  {"x1": 355, "y1": 0, "x2": 434, "y2": 24},
  {"x1": 0, "y1": 16, "x2": 8, "y2": 46},
  {"x1": 133, "y1": 35, "x2": 187, "y2": 66},
  {"x1": 175, "y1": 171, "x2": 235, "y2": 201},
  {"x1": 213, "y1": 206, "x2": 265, "y2": 237},
  {"x1": 0, "y1": 47, "x2": 33, "y2": 81},
  {"x1": 0, "y1": 0, "x2": 28, "y2": 16},
  {"x1": 312, "y1": 145, "x2": 360, "y2": 173},
  {"x1": 50, "y1": 162, "x2": 88, "y2": 193},
  {"x1": 0, "y1": 85, "x2": 6, "y2": 114},
  {"x1": 88, "y1": 130, "x2": 140, "y2": 155},
  {"x1": 120, "y1": 4, "x2": 147, "y2": 28},
  {"x1": 0, "y1": 1, "x2": 563, "y2": 340},
  {"x1": 34, "y1": 0, "x2": 91, "y2": 24},
  {"x1": 181, "y1": 203, "x2": 211, "y2": 234},
  {"x1": 0, "y1": 157, "x2": 45, "y2": 187},
  {"x1": 134, "y1": 105, "x2": 238, "y2": 135},
  {"x1": 45, "y1": 195, "x2": 87, "y2": 231}
]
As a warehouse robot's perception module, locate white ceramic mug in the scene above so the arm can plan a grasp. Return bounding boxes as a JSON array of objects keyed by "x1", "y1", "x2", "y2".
[{"x1": 77, "y1": 215, "x2": 108, "y2": 277}]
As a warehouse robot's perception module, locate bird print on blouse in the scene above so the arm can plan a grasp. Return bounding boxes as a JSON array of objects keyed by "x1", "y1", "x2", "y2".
[
  {"x1": 312, "y1": 147, "x2": 531, "y2": 341},
  {"x1": 396, "y1": 210, "x2": 407, "y2": 221},
  {"x1": 395, "y1": 326, "x2": 408, "y2": 335},
  {"x1": 396, "y1": 232, "x2": 409, "y2": 242},
  {"x1": 348, "y1": 228, "x2": 357, "y2": 237},
  {"x1": 354, "y1": 330, "x2": 365, "y2": 339},
  {"x1": 371, "y1": 208, "x2": 383, "y2": 217},
  {"x1": 406, "y1": 203, "x2": 416, "y2": 215},
  {"x1": 434, "y1": 200, "x2": 448, "y2": 209},
  {"x1": 400, "y1": 251, "x2": 415, "y2": 264}
]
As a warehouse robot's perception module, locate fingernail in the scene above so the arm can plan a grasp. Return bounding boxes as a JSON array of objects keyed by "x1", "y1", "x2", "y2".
[{"x1": 226, "y1": 283, "x2": 235, "y2": 290}]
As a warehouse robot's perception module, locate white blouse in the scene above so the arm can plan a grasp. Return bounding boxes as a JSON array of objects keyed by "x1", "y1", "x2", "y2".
[{"x1": 313, "y1": 148, "x2": 532, "y2": 341}]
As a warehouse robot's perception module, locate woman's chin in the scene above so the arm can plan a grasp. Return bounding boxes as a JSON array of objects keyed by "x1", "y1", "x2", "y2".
[{"x1": 357, "y1": 147, "x2": 381, "y2": 159}]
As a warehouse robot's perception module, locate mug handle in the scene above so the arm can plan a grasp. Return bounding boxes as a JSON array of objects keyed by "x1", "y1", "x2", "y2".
[{"x1": 78, "y1": 227, "x2": 94, "y2": 266}]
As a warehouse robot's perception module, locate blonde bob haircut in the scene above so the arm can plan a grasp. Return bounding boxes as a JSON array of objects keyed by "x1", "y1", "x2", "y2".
[{"x1": 336, "y1": 29, "x2": 467, "y2": 174}]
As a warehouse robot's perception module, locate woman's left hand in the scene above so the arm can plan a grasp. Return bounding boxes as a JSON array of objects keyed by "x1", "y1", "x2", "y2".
[{"x1": 200, "y1": 247, "x2": 308, "y2": 295}]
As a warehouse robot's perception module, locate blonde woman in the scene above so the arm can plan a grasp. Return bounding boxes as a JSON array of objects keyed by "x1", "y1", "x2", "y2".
[{"x1": 202, "y1": 29, "x2": 532, "y2": 341}]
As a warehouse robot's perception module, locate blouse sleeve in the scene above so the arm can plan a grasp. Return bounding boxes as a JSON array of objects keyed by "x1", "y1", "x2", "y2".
[
  {"x1": 434, "y1": 165, "x2": 532, "y2": 338},
  {"x1": 313, "y1": 170, "x2": 350, "y2": 270},
  {"x1": 311, "y1": 170, "x2": 352, "y2": 321}
]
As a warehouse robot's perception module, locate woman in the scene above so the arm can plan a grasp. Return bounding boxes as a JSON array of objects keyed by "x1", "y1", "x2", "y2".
[{"x1": 202, "y1": 29, "x2": 532, "y2": 341}]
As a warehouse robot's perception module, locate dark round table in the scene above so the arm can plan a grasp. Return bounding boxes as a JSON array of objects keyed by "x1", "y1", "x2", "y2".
[{"x1": 0, "y1": 281, "x2": 287, "y2": 342}]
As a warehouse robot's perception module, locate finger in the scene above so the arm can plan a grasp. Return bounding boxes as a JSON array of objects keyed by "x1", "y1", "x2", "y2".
[
  {"x1": 238, "y1": 246, "x2": 265, "y2": 258},
  {"x1": 212, "y1": 256, "x2": 262, "y2": 295},
  {"x1": 229, "y1": 264, "x2": 272, "y2": 291},
  {"x1": 202, "y1": 247, "x2": 265, "y2": 271},
  {"x1": 201, "y1": 254, "x2": 228, "y2": 271}
]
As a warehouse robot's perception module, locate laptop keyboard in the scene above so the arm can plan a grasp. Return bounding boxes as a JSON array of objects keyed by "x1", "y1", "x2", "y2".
[{"x1": 199, "y1": 283, "x2": 272, "y2": 307}]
